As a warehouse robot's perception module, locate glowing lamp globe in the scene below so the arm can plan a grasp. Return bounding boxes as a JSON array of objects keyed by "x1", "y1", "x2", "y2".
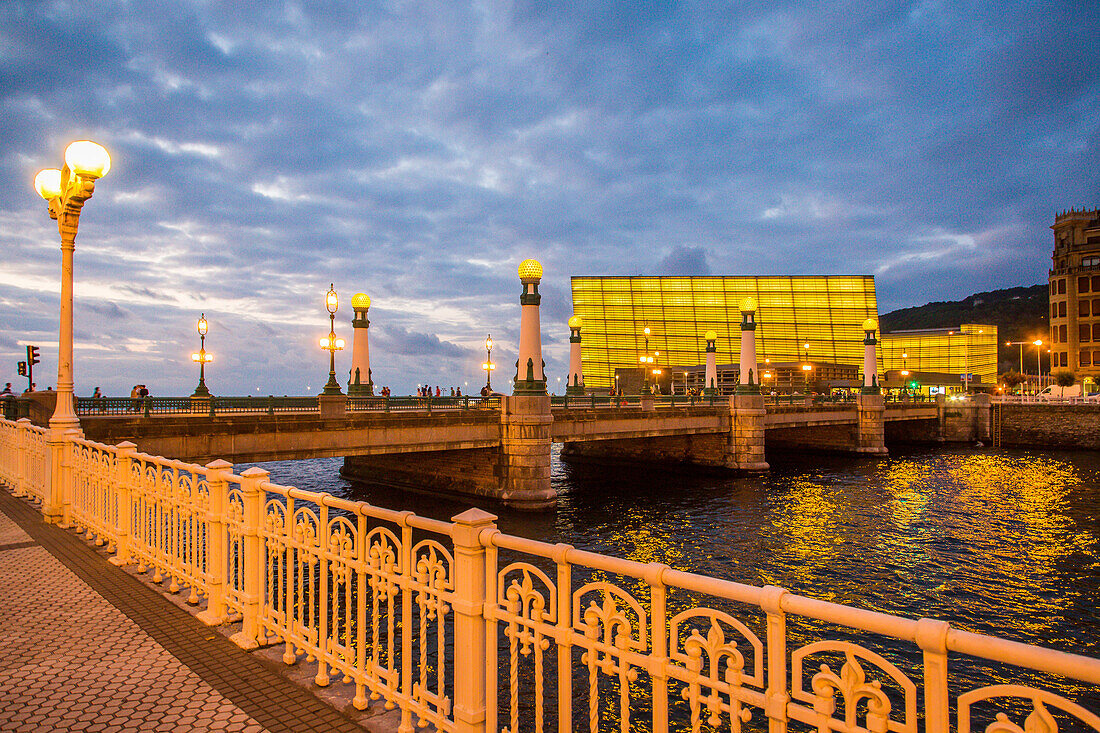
[
  {"x1": 335, "y1": 338, "x2": 345, "y2": 349},
  {"x1": 34, "y1": 169, "x2": 63, "y2": 200},
  {"x1": 704, "y1": 330, "x2": 717, "y2": 341},
  {"x1": 64, "y1": 141, "x2": 111, "y2": 179},
  {"x1": 568, "y1": 315, "x2": 582, "y2": 329},
  {"x1": 351, "y1": 293, "x2": 371, "y2": 310},
  {"x1": 862, "y1": 318, "x2": 878, "y2": 333},
  {"x1": 319, "y1": 337, "x2": 329, "y2": 349},
  {"x1": 518, "y1": 259, "x2": 543, "y2": 280},
  {"x1": 739, "y1": 296, "x2": 757, "y2": 312}
]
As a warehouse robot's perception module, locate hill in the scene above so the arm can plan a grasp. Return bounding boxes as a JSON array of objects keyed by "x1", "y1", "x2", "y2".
[{"x1": 880, "y1": 285, "x2": 1048, "y2": 370}]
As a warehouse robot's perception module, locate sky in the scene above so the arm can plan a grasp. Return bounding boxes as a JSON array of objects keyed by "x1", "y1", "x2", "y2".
[{"x1": 1, "y1": 1, "x2": 1097, "y2": 397}]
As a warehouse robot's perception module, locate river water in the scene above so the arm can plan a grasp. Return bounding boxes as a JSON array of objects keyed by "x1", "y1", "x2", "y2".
[{"x1": 243, "y1": 444, "x2": 1100, "y2": 716}]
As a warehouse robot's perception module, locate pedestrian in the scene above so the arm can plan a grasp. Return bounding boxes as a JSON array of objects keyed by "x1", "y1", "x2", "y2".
[
  {"x1": 1, "y1": 383, "x2": 12, "y2": 396},
  {"x1": 92, "y1": 387, "x2": 102, "y2": 399},
  {"x1": 450, "y1": 387, "x2": 455, "y2": 397},
  {"x1": 456, "y1": 387, "x2": 462, "y2": 397},
  {"x1": 435, "y1": 386, "x2": 441, "y2": 397}
]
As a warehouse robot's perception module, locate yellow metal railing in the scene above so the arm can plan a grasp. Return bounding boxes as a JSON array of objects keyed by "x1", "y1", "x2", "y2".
[{"x1": 2, "y1": 415, "x2": 1099, "y2": 732}]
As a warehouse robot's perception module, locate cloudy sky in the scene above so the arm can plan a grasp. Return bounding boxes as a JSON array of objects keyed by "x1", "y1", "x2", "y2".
[{"x1": 1, "y1": 1, "x2": 1097, "y2": 397}]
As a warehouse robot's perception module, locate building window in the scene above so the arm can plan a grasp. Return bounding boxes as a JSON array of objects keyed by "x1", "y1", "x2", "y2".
[
  {"x1": 1094, "y1": 298, "x2": 1100, "y2": 314},
  {"x1": 1052, "y1": 303, "x2": 1059, "y2": 318},
  {"x1": 1084, "y1": 257, "x2": 1100, "y2": 267},
  {"x1": 1059, "y1": 301, "x2": 1067, "y2": 317},
  {"x1": 1084, "y1": 352, "x2": 1093, "y2": 367},
  {"x1": 1081, "y1": 324, "x2": 1091, "y2": 342},
  {"x1": 1082, "y1": 300, "x2": 1092, "y2": 317},
  {"x1": 1094, "y1": 276, "x2": 1100, "y2": 291},
  {"x1": 1094, "y1": 324, "x2": 1100, "y2": 341},
  {"x1": 1060, "y1": 324, "x2": 1068, "y2": 342},
  {"x1": 1059, "y1": 279, "x2": 1067, "y2": 294},
  {"x1": 1095, "y1": 350, "x2": 1100, "y2": 365},
  {"x1": 1051, "y1": 281, "x2": 1057, "y2": 295},
  {"x1": 1062, "y1": 352, "x2": 1068, "y2": 367},
  {"x1": 1081, "y1": 277, "x2": 1091, "y2": 293}
]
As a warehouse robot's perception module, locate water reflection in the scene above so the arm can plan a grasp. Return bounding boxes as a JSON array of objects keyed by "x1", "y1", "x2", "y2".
[{"x1": 243, "y1": 445, "x2": 1100, "y2": 659}]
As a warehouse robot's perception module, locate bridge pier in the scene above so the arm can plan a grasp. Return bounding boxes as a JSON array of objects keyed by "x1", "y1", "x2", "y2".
[
  {"x1": 728, "y1": 394, "x2": 769, "y2": 471},
  {"x1": 855, "y1": 393, "x2": 888, "y2": 455},
  {"x1": 499, "y1": 395, "x2": 555, "y2": 510}
]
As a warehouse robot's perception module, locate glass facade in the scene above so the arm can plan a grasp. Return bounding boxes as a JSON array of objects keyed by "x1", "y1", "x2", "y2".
[
  {"x1": 570, "y1": 276, "x2": 879, "y2": 389},
  {"x1": 879, "y1": 324, "x2": 999, "y2": 388}
]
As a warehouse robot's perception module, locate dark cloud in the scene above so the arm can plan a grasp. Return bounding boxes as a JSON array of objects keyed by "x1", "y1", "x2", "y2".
[
  {"x1": 0, "y1": 1, "x2": 1096, "y2": 394},
  {"x1": 657, "y1": 245, "x2": 711, "y2": 275}
]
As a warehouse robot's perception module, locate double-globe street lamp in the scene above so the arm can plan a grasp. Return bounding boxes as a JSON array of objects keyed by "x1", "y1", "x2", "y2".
[
  {"x1": 191, "y1": 314, "x2": 213, "y2": 397},
  {"x1": 319, "y1": 284, "x2": 345, "y2": 395},
  {"x1": 33, "y1": 141, "x2": 111, "y2": 436},
  {"x1": 482, "y1": 334, "x2": 495, "y2": 390},
  {"x1": 1005, "y1": 339, "x2": 1044, "y2": 393}
]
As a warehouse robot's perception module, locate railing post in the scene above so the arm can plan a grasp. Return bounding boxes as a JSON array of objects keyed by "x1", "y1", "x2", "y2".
[
  {"x1": 143, "y1": 397, "x2": 150, "y2": 417},
  {"x1": 451, "y1": 508, "x2": 496, "y2": 733},
  {"x1": 14, "y1": 418, "x2": 30, "y2": 498},
  {"x1": 197, "y1": 459, "x2": 234, "y2": 626},
  {"x1": 761, "y1": 585, "x2": 790, "y2": 733},
  {"x1": 383, "y1": 396, "x2": 390, "y2": 412},
  {"x1": 427, "y1": 395, "x2": 432, "y2": 414},
  {"x1": 108, "y1": 441, "x2": 137, "y2": 567},
  {"x1": 916, "y1": 618, "x2": 950, "y2": 733},
  {"x1": 44, "y1": 430, "x2": 70, "y2": 526},
  {"x1": 230, "y1": 466, "x2": 268, "y2": 649}
]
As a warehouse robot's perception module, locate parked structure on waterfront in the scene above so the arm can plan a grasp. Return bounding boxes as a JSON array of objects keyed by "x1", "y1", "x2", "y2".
[{"x1": 1050, "y1": 207, "x2": 1100, "y2": 393}]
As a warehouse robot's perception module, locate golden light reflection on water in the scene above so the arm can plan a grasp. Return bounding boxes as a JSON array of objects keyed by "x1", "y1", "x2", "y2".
[{"x1": 763, "y1": 451, "x2": 1097, "y2": 636}]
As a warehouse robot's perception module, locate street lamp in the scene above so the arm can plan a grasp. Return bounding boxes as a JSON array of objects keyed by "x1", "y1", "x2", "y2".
[
  {"x1": 191, "y1": 313, "x2": 213, "y2": 397},
  {"x1": 32, "y1": 140, "x2": 111, "y2": 435},
  {"x1": 1034, "y1": 339, "x2": 1043, "y2": 391},
  {"x1": 482, "y1": 334, "x2": 495, "y2": 390},
  {"x1": 319, "y1": 283, "x2": 345, "y2": 395}
]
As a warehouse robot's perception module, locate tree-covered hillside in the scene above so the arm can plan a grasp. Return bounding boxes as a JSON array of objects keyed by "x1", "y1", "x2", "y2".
[{"x1": 880, "y1": 285, "x2": 1048, "y2": 370}]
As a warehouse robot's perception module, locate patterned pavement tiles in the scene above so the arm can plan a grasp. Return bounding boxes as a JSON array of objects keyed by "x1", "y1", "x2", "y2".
[{"x1": 0, "y1": 487, "x2": 395, "y2": 732}]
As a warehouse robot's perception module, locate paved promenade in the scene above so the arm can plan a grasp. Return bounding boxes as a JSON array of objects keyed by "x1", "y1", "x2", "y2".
[{"x1": 0, "y1": 488, "x2": 381, "y2": 732}]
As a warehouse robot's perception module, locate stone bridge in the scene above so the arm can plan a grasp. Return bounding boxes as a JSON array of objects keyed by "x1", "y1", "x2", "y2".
[{"x1": 20, "y1": 393, "x2": 984, "y2": 510}]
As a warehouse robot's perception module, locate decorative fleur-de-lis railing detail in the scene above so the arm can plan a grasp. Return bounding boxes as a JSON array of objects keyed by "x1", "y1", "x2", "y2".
[
  {"x1": 328, "y1": 524, "x2": 355, "y2": 584},
  {"x1": 582, "y1": 593, "x2": 640, "y2": 679},
  {"x1": 264, "y1": 505, "x2": 286, "y2": 554},
  {"x1": 680, "y1": 621, "x2": 751, "y2": 730},
  {"x1": 575, "y1": 584, "x2": 646, "y2": 732},
  {"x1": 415, "y1": 546, "x2": 450, "y2": 621},
  {"x1": 811, "y1": 654, "x2": 891, "y2": 733},
  {"x1": 226, "y1": 494, "x2": 244, "y2": 527}
]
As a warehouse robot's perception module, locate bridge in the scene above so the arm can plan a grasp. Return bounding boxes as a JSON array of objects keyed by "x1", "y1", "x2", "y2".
[{"x1": 6, "y1": 390, "x2": 979, "y2": 510}]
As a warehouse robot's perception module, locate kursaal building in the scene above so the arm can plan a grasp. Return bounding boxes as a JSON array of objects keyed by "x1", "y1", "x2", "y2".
[{"x1": 570, "y1": 275, "x2": 998, "y2": 392}]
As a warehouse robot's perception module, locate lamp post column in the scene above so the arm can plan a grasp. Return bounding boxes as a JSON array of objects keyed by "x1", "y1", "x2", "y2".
[
  {"x1": 348, "y1": 293, "x2": 373, "y2": 396},
  {"x1": 500, "y1": 260, "x2": 554, "y2": 509},
  {"x1": 703, "y1": 331, "x2": 718, "y2": 397},
  {"x1": 514, "y1": 261, "x2": 545, "y2": 394},
  {"x1": 856, "y1": 318, "x2": 887, "y2": 455},
  {"x1": 736, "y1": 297, "x2": 759, "y2": 394},
  {"x1": 566, "y1": 316, "x2": 584, "y2": 395}
]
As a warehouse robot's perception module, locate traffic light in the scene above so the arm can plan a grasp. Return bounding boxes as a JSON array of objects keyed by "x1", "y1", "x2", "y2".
[
  {"x1": 908, "y1": 380, "x2": 920, "y2": 390},
  {"x1": 27, "y1": 345, "x2": 40, "y2": 366},
  {"x1": 17, "y1": 361, "x2": 26, "y2": 376}
]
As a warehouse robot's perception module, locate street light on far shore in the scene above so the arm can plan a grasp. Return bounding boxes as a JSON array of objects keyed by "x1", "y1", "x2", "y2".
[
  {"x1": 191, "y1": 313, "x2": 213, "y2": 397},
  {"x1": 33, "y1": 140, "x2": 111, "y2": 436}
]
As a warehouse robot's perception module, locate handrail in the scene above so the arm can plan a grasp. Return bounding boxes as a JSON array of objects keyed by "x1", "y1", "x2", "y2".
[{"x1": 2, "y1": 414, "x2": 1098, "y2": 731}]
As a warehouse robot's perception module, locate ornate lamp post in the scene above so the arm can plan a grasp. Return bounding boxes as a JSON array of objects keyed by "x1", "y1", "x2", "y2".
[
  {"x1": 482, "y1": 334, "x2": 495, "y2": 390},
  {"x1": 319, "y1": 284, "x2": 345, "y2": 395},
  {"x1": 33, "y1": 140, "x2": 111, "y2": 436},
  {"x1": 191, "y1": 314, "x2": 213, "y2": 397},
  {"x1": 1033, "y1": 339, "x2": 1043, "y2": 391},
  {"x1": 801, "y1": 342, "x2": 812, "y2": 388},
  {"x1": 640, "y1": 325, "x2": 653, "y2": 394}
]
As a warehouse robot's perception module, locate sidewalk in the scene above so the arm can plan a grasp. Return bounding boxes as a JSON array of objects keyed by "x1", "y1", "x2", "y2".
[{"x1": 0, "y1": 488, "x2": 381, "y2": 733}]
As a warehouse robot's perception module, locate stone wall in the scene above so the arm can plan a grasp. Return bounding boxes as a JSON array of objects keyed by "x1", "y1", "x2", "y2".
[
  {"x1": 560, "y1": 432, "x2": 730, "y2": 469},
  {"x1": 341, "y1": 448, "x2": 503, "y2": 502},
  {"x1": 997, "y1": 404, "x2": 1100, "y2": 449}
]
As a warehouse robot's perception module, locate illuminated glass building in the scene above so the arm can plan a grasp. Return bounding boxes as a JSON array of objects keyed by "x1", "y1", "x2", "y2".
[
  {"x1": 879, "y1": 325, "x2": 999, "y2": 393},
  {"x1": 570, "y1": 276, "x2": 879, "y2": 390}
]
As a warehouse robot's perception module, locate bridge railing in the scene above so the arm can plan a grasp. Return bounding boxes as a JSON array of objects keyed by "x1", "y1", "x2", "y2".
[
  {"x1": 347, "y1": 395, "x2": 502, "y2": 412},
  {"x1": 3, "y1": 414, "x2": 1099, "y2": 732}
]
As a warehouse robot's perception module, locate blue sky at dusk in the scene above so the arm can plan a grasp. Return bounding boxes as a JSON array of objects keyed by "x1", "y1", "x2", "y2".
[{"x1": 1, "y1": 1, "x2": 1097, "y2": 396}]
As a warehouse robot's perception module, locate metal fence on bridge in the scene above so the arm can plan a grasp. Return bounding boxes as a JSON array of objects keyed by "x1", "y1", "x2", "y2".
[{"x1": 1, "y1": 414, "x2": 1097, "y2": 731}]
